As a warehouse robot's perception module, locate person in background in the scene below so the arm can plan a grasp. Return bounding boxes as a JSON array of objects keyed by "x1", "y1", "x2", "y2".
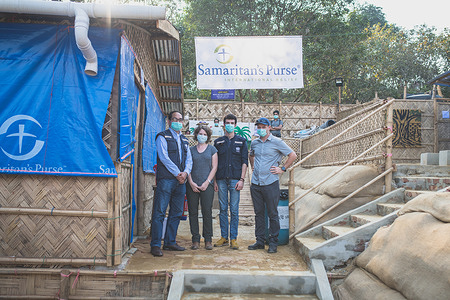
[
  {"x1": 248, "y1": 117, "x2": 297, "y2": 254},
  {"x1": 211, "y1": 117, "x2": 224, "y2": 136},
  {"x1": 213, "y1": 114, "x2": 248, "y2": 250},
  {"x1": 150, "y1": 111, "x2": 192, "y2": 257},
  {"x1": 186, "y1": 125, "x2": 218, "y2": 250},
  {"x1": 270, "y1": 110, "x2": 283, "y2": 138}
]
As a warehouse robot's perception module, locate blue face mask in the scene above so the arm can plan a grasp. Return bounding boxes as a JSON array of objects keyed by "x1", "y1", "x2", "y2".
[
  {"x1": 171, "y1": 122, "x2": 183, "y2": 132},
  {"x1": 225, "y1": 124, "x2": 235, "y2": 133},
  {"x1": 274, "y1": 115, "x2": 279, "y2": 119},
  {"x1": 257, "y1": 128, "x2": 267, "y2": 137},
  {"x1": 197, "y1": 134, "x2": 207, "y2": 144}
]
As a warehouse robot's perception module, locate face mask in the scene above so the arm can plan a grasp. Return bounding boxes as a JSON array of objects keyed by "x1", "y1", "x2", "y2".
[
  {"x1": 171, "y1": 122, "x2": 183, "y2": 132},
  {"x1": 225, "y1": 124, "x2": 235, "y2": 133},
  {"x1": 197, "y1": 135, "x2": 207, "y2": 144},
  {"x1": 257, "y1": 128, "x2": 267, "y2": 137},
  {"x1": 214, "y1": 123, "x2": 219, "y2": 127},
  {"x1": 274, "y1": 115, "x2": 279, "y2": 119}
]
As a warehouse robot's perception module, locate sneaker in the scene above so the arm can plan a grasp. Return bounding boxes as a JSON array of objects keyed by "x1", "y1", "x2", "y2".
[
  {"x1": 248, "y1": 242, "x2": 265, "y2": 250},
  {"x1": 230, "y1": 239, "x2": 239, "y2": 250},
  {"x1": 214, "y1": 237, "x2": 229, "y2": 247}
]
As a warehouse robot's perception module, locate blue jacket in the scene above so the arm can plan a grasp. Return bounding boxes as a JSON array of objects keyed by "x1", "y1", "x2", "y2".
[{"x1": 156, "y1": 129, "x2": 189, "y2": 180}]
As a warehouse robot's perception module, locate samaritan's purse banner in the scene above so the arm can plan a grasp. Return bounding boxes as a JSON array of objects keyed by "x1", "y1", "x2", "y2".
[{"x1": 195, "y1": 36, "x2": 303, "y2": 90}]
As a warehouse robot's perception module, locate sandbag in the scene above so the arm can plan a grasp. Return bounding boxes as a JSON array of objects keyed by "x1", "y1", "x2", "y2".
[
  {"x1": 280, "y1": 165, "x2": 384, "y2": 198},
  {"x1": 333, "y1": 267, "x2": 406, "y2": 300},
  {"x1": 294, "y1": 187, "x2": 376, "y2": 230},
  {"x1": 356, "y1": 212, "x2": 450, "y2": 300},
  {"x1": 398, "y1": 192, "x2": 450, "y2": 222}
]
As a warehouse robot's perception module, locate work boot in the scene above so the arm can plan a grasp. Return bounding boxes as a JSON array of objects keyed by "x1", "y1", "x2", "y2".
[
  {"x1": 191, "y1": 242, "x2": 200, "y2": 250},
  {"x1": 205, "y1": 241, "x2": 213, "y2": 250},
  {"x1": 267, "y1": 244, "x2": 277, "y2": 254},
  {"x1": 248, "y1": 241, "x2": 265, "y2": 250},
  {"x1": 163, "y1": 243, "x2": 185, "y2": 251},
  {"x1": 214, "y1": 237, "x2": 229, "y2": 247},
  {"x1": 230, "y1": 239, "x2": 239, "y2": 250}
]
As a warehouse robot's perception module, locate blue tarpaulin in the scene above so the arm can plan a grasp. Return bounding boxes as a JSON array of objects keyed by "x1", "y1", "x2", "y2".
[
  {"x1": 0, "y1": 23, "x2": 120, "y2": 177},
  {"x1": 142, "y1": 85, "x2": 166, "y2": 173},
  {"x1": 119, "y1": 36, "x2": 139, "y2": 161}
]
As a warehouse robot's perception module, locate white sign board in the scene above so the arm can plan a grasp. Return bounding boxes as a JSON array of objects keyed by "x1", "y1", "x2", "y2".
[{"x1": 195, "y1": 36, "x2": 303, "y2": 90}]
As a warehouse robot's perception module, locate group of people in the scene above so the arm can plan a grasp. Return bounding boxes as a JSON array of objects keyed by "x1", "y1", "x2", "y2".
[{"x1": 150, "y1": 111, "x2": 296, "y2": 257}]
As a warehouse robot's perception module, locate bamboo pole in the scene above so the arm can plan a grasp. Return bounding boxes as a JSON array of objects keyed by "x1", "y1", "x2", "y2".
[
  {"x1": 107, "y1": 176, "x2": 115, "y2": 267},
  {"x1": 289, "y1": 133, "x2": 393, "y2": 208},
  {"x1": 0, "y1": 207, "x2": 107, "y2": 218},
  {"x1": 434, "y1": 97, "x2": 438, "y2": 152},
  {"x1": 289, "y1": 99, "x2": 393, "y2": 170},
  {"x1": 60, "y1": 269, "x2": 71, "y2": 300},
  {"x1": 384, "y1": 101, "x2": 393, "y2": 193},
  {"x1": 0, "y1": 268, "x2": 169, "y2": 277},
  {"x1": 0, "y1": 257, "x2": 107, "y2": 266},
  {"x1": 114, "y1": 162, "x2": 122, "y2": 266},
  {"x1": 302, "y1": 154, "x2": 385, "y2": 168},
  {"x1": 289, "y1": 167, "x2": 394, "y2": 239},
  {"x1": 288, "y1": 169, "x2": 296, "y2": 236}
]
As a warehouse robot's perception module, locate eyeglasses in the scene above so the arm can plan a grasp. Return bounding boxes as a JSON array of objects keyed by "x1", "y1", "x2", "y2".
[{"x1": 171, "y1": 117, "x2": 183, "y2": 122}]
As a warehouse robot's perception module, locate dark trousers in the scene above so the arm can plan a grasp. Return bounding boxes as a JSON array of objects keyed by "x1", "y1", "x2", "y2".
[
  {"x1": 250, "y1": 181, "x2": 280, "y2": 245},
  {"x1": 186, "y1": 183, "x2": 214, "y2": 242}
]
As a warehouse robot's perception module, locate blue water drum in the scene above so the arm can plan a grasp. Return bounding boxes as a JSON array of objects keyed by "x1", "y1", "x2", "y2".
[{"x1": 265, "y1": 189, "x2": 289, "y2": 245}]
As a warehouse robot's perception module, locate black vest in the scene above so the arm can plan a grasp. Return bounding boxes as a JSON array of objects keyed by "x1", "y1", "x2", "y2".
[{"x1": 156, "y1": 129, "x2": 189, "y2": 180}]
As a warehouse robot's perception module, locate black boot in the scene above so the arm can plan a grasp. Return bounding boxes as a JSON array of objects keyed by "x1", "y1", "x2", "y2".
[{"x1": 268, "y1": 244, "x2": 277, "y2": 253}]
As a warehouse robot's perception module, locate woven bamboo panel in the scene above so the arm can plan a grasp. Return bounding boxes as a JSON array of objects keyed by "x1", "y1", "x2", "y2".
[
  {"x1": 0, "y1": 174, "x2": 109, "y2": 259},
  {"x1": 0, "y1": 271, "x2": 167, "y2": 299},
  {"x1": 184, "y1": 100, "x2": 338, "y2": 137},
  {"x1": 0, "y1": 174, "x2": 108, "y2": 211},
  {"x1": 437, "y1": 101, "x2": 450, "y2": 151},
  {"x1": 337, "y1": 99, "x2": 378, "y2": 121},
  {"x1": 392, "y1": 100, "x2": 435, "y2": 163},
  {"x1": 120, "y1": 164, "x2": 132, "y2": 254},
  {"x1": 0, "y1": 215, "x2": 107, "y2": 258},
  {"x1": 300, "y1": 100, "x2": 387, "y2": 168}
]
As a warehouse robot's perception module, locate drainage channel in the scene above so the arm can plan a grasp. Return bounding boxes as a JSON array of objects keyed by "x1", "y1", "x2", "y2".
[{"x1": 168, "y1": 260, "x2": 333, "y2": 300}]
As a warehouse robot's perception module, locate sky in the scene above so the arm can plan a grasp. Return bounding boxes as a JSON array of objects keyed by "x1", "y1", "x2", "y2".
[{"x1": 356, "y1": 0, "x2": 449, "y2": 32}]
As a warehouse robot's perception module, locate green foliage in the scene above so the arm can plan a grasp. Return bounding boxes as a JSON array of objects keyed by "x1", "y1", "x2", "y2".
[
  {"x1": 174, "y1": 0, "x2": 450, "y2": 101},
  {"x1": 234, "y1": 125, "x2": 251, "y2": 141}
]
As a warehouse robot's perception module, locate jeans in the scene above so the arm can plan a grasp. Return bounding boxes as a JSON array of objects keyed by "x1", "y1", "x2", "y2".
[
  {"x1": 250, "y1": 181, "x2": 280, "y2": 245},
  {"x1": 186, "y1": 183, "x2": 214, "y2": 243},
  {"x1": 150, "y1": 178, "x2": 186, "y2": 247},
  {"x1": 217, "y1": 179, "x2": 240, "y2": 240}
]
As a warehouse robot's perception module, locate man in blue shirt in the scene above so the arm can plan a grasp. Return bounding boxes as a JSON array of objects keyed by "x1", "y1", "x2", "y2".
[
  {"x1": 213, "y1": 114, "x2": 248, "y2": 250},
  {"x1": 248, "y1": 117, "x2": 297, "y2": 253},
  {"x1": 151, "y1": 111, "x2": 193, "y2": 257},
  {"x1": 270, "y1": 110, "x2": 283, "y2": 138}
]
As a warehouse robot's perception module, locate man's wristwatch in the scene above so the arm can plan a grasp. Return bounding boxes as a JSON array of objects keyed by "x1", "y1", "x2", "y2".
[{"x1": 281, "y1": 166, "x2": 286, "y2": 172}]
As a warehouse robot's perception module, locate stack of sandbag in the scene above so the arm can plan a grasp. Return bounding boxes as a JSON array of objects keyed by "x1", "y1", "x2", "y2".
[
  {"x1": 334, "y1": 192, "x2": 450, "y2": 299},
  {"x1": 280, "y1": 165, "x2": 384, "y2": 231}
]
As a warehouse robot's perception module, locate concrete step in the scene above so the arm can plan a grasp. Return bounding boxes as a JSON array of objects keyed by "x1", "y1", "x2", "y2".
[
  {"x1": 394, "y1": 176, "x2": 450, "y2": 191},
  {"x1": 351, "y1": 214, "x2": 384, "y2": 226},
  {"x1": 377, "y1": 203, "x2": 403, "y2": 216},
  {"x1": 404, "y1": 189, "x2": 436, "y2": 201},
  {"x1": 393, "y1": 164, "x2": 450, "y2": 177},
  {"x1": 294, "y1": 189, "x2": 405, "y2": 271},
  {"x1": 322, "y1": 225, "x2": 355, "y2": 240}
]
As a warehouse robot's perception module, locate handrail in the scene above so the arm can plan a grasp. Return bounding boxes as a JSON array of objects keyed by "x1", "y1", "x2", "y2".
[
  {"x1": 288, "y1": 99, "x2": 394, "y2": 171},
  {"x1": 289, "y1": 133, "x2": 394, "y2": 208},
  {"x1": 289, "y1": 166, "x2": 394, "y2": 239}
]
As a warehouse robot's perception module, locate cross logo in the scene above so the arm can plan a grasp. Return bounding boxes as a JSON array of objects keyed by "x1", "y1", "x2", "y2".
[
  {"x1": 214, "y1": 44, "x2": 233, "y2": 64},
  {"x1": 0, "y1": 115, "x2": 45, "y2": 161}
]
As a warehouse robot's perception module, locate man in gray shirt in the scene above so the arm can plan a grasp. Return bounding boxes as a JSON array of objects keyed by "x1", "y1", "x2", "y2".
[{"x1": 248, "y1": 117, "x2": 297, "y2": 253}]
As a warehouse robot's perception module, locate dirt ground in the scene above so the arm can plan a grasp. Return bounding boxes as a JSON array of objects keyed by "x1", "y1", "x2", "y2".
[{"x1": 125, "y1": 216, "x2": 309, "y2": 273}]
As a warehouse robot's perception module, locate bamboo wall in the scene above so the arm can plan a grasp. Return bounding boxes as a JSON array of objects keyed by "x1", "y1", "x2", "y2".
[
  {"x1": 436, "y1": 99, "x2": 450, "y2": 152},
  {"x1": 184, "y1": 100, "x2": 351, "y2": 137}
]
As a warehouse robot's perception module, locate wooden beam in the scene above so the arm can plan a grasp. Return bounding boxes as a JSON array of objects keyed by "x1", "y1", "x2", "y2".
[{"x1": 156, "y1": 20, "x2": 179, "y2": 40}]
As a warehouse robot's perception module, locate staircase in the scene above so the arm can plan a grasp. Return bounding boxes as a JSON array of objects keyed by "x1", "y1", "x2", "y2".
[{"x1": 294, "y1": 163, "x2": 449, "y2": 271}]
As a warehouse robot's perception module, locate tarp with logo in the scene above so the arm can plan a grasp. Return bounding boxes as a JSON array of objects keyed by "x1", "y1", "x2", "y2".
[
  {"x1": 195, "y1": 36, "x2": 303, "y2": 90},
  {"x1": 0, "y1": 23, "x2": 120, "y2": 177},
  {"x1": 142, "y1": 85, "x2": 166, "y2": 173}
]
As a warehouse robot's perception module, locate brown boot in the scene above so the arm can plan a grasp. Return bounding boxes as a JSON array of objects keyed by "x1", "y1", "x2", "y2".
[{"x1": 205, "y1": 241, "x2": 213, "y2": 250}]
